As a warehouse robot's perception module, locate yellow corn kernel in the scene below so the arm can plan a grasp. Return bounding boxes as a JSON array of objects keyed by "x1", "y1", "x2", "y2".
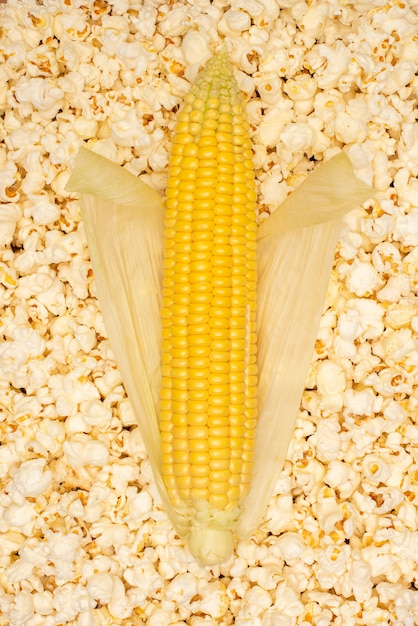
[{"x1": 159, "y1": 49, "x2": 257, "y2": 564}]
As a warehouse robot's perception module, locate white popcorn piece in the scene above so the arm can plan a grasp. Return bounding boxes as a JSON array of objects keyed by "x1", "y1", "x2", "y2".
[
  {"x1": 307, "y1": 41, "x2": 351, "y2": 90},
  {"x1": 125, "y1": 558, "x2": 163, "y2": 604},
  {"x1": 32, "y1": 590, "x2": 54, "y2": 617},
  {"x1": 398, "y1": 121, "x2": 418, "y2": 163},
  {"x1": 315, "y1": 544, "x2": 350, "y2": 589},
  {"x1": 63, "y1": 434, "x2": 109, "y2": 468},
  {"x1": 280, "y1": 122, "x2": 314, "y2": 153},
  {"x1": 147, "y1": 607, "x2": 177, "y2": 626},
  {"x1": 274, "y1": 532, "x2": 310, "y2": 564},
  {"x1": 361, "y1": 454, "x2": 391, "y2": 485},
  {"x1": 90, "y1": 519, "x2": 130, "y2": 550},
  {"x1": 79, "y1": 398, "x2": 112, "y2": 431},
  {"x1": 393, "y1": 207, "x2": 418, "y2": 247},
  {"x1": 3, "y1": 501, "x2": 36, "y2": 534},
  {"x1": 310, "y1": 417, "x2": 341, "y2": 461},
  {"x1": 14, "y1": 76, "x2": 65, "y2": 120},
  {"x1": 87, "y1": 573, "x2": 132, "y2": 620},
  {"x1": 344, "y1": 387, "x2": 382, "y2": 418},
  {"x1": 10, "y1": 459, "x2": 52, "y2": 498},
  {"x1": 315, "y1": 360, "x2": 346, "y2": 412},
  {"x1": 257, "y1": 104, "x2": 293, "y2": 148},
  {"x1": 0, "y1": 160, "x2": 21, "y2": 203},
  {"x1": 191, "y1": 581, "x2": 229, "y2": 619},
  {"x1": 131, "y1": 5, "x2": 157, "y2": 39},
  {"x1": 324, "y1": 461, "x2": 361, "y2": 499},
  {"x1": 260, "y1": 173, "x2": 288, "y2": 209},
  {"x1": 272, "y1": 580, "x2": 304, "y2": 621},
  {"x1": 52, "y1": 11, "x2": 91, "y2": 42},
  {"x1": 348, "y1": 556, "x2": 372, "y2": 603},
  {"x1": 237, "y1": 584, "x2": 272, "y2": 619},
  {"x1": 335, "y1": 112, "x2": 368, "y2": 144},
  {"x1": 284, "y1": 75, "x2": 317, "y2": 103},
  {"x1": 53, "y1": 584, "x2": 96, "y2": 624},
  {"x1": 265, "y1": 493, "x2": 294, "y2": 535},
  {"x1": 247, "y1": 564, "x2": 282, "y2": 592},
  {"x1": 342, "y1": 258, "x2": 382, "y2": 297},
  {"x1": 0, "y1": 204, "x2": 21, "y2": 245},
  {"x1": 224, "y1": 9, "x2": 251, "y2": 33},
  {"x1": 165, "y1": 573, "x2": 198, "y2": 606},
  {"x1": 181, "y1": 30, "x2": 211, "y2": 67},
  {"x1": 158, "y1": 6, "x2": 191, "y2": 37},
  {"x1": 255, "y1": 72, "x2": 283, "y2": 106},
  {"x1": 9, "y1": 592, "x2": 36, "y2": 626},
  {"x1": 45, "y1": 530, "x2": 81, "y2": 585}
]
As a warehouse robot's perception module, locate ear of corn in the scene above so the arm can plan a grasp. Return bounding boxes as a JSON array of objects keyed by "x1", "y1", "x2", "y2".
[
  {"x1": 66, "y1": 51, "x2": 374, "y2": 566},
  {"x1": 159, "y1": 50, "x2": 258, "y2": 563}
]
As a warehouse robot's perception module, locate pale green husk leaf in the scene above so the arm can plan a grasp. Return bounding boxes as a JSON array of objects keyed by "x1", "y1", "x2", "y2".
[
  {"x1": 65, "y1": 147, "x2": 180, "y2": 528},
  {"x1": 237, "y1": 153, "x2": 373, "y2": 536}
]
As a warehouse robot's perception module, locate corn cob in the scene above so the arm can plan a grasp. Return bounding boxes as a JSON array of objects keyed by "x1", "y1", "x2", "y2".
[
  {"x1": 67, "y1": 46, "x2": 374, "y2": 567},
  {"x1": 159, "y1": 50, "x2": 258, "y2": 563}
]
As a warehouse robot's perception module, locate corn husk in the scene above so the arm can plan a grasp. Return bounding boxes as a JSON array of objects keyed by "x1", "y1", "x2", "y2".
[
  {"x1": 238, "y1": 153, "x2": 373, "y2": 536},
  {"x1": 66, "y1": 147, "x2": 181, "y2": 529},
  {"x1": 66, "y1": 146, "x2": 373, "y2": 556}
]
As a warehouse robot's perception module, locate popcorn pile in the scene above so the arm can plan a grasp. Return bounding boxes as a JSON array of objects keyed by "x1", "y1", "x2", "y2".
[{"x1": 1, "y1": 0, "x2": 417, "y2": 624}]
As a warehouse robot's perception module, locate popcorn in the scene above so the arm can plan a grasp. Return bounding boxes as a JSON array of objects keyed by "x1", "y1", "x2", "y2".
[
  {"x1": 280, "y1": 122, "x2": 314, "y2": 153},
  {"x1": 124, "y1": 558, "x2": 163, "y2": 604},
  {"x1": 53, "y1": 584, "x2": 96, "y2": 624},
  {"x1": 344, "y1": 387, "x2": 382, "y2": 418},
  {"x1": 63, "y1": 434, "x2": 109, "y2": 467},
  {"x1": 284, "y1": 75, "x2": 318, "y2": 103},
  {"x1": 9, "y1": 592, "x2": 35, "y2": 626},
  {"x1": 9, "y1": 458, "x2": 52, "y2": 498},
  {"x1": 1, "y1": 0, "x2": 417, "y2": 623},
  {"x1": 255, "y1": 72, "x2": 283, "y2": 106},
  {"x1": 393, "y1": 207, "x2": 418, "y2": 246},
  {"x1": 335, "y1": 112, "x2": 368, "y2": 144},
  {"x1": 315, "y1": 544, "x2": 350, "y2": 589},
  {"x1": 2, "y1": 501, "x2": 36, "y2": 534},
  {"x1": 315, "y1": 361, "x2": 346, "y2": 412},
  {"x1": 341, "y1": 258, "x2": 382, "y2": 297},
  {"x1": 274, "y1": 532, "x2": 310, "y2": 564},
  {"x1": 257, "y1": 104, "x2": 293, "y2": 148},
  {"x1": 191, "y1": 581, "x2": 229, "y2": 619},
  {"x1": 181, "y1": 30, "x2": 211, "y2": 67},
  {"x1": 324, "y1": 461, "x2": 361, "y2": 499},
  {"x1": 157, "y1": 6, "x2": 191, "y2": 37},
  {"x1": 348, "y1": 557, "x2": 372, "y2": 603},
  {"x1": 306, "y1": 41, "x2": 351, "y2": 90},
  {"x1": 224, "y1": 9, "x2": 251, "y2": 32},
  {"x1": 361, "y1": 453, "x2": 391, "y2": 485},
  {"x1": 310, "y1": 417, "x2": 342, "y2": 461},
  {"x1": 131, "y1": 5, "x2": 157, "y2": 39},
  {"x1": 14, "y1": 76, "x2": 64, "y2": 120},
  {"x1": 32, "y1": 590, "x2": 54, "y2": 617},
  {"x1": 87, "y1": 573, "x2": 132, "y2": 620},
  {"x1": 165, "y1": 573, "x2": 198, "y2": 605},
  {"x1": 0, "y1": 160, "x2": 21, "y2": 203},
  {"x1": 236, "y1": 585, "x2": 272, "y2": 619}
]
